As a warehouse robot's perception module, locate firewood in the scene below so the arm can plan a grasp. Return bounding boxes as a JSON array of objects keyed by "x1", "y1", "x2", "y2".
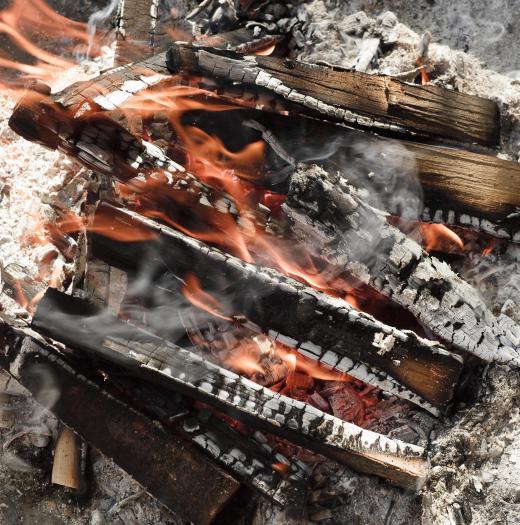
[
  {"x1": 1, "y1": 333, "x2": 240, "y2": 525},
  {"x1": 84, "y1": 257, "x2": 309, "y2": 506},
  {"x1": 32, "y1": 288, "x2": 429, "y2": 490},
  {"x1": 91, "y1": 202, "x2": 462, "y2": 413},
  {"x1": 8, "y1": 53, "x2": 520, "y2": 241},
  {"x1": 283, "y1": 165, "x2": 520, "y2": 367},
  {"x1": 166, "y1": 43, "x2": 500, "y2": 147},
  {"x1": 52, "y1": 426, "x2": 82, "y2": 490}
]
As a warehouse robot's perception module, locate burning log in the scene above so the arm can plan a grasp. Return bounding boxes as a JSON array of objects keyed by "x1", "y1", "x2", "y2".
[
  {"x1": 91, "y1": 202, "x2": 463, "y2": 412},
  {"x1": 283, "y1": 165, "x2": 520, "y2": 367},
  {"x1": 31, "y1": 287, "x2": 429, "y2": 490},
  {"x1": 8, "y1": 51, "x2": 520, "y2": 240},
  {"x1": 166, "y1": 43, "x2": 500, "y2": 146},
  {"x1": 0, "y1": 331, "x2": 240, "y2": 525}
]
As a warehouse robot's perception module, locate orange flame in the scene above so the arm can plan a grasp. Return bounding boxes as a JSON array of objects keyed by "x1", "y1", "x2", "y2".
[
  {"x1": 0, "y1": 0, "x2": 102, "y2": 89},
  {"x1": 415, "y1": 57, "x2": 429, "y2": 85},
  {"x1": 420, "y1": 223, "x2": 464, "y2": 253},
  {"x1": 182, "y1": 272, "x2": 234, "y2": 322}
]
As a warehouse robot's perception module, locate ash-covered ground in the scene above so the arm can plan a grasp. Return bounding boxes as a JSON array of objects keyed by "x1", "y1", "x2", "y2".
[{"x1": 0, "y1": 1, "x2": 520, "y2": 525}]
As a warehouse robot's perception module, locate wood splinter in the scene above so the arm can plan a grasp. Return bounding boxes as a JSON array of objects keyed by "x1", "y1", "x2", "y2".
[{"x1": 52, "y1": 426, "x2": 82, "y2": 490}]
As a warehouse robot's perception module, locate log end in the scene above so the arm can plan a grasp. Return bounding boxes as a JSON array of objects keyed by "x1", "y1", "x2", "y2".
[{"x1": 166, "y1": 45, "x2": 182, "y2": 75}]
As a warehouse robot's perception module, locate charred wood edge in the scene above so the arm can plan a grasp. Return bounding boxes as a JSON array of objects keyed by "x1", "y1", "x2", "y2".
[
  {"x1": 166, "y1": 43, "x2": 500, "y2": 147},
  {"x1": 115, "y1": 0, "x2": 162, "y2": 65},
  {"x1": 8, "y1": 80, "x2": 515, "y2": 369},
  {"x1": 8, "y1": 52, "x2": 520, "y2": 242},
  {"x1": 114, "y1": 0, "x2": 281, "y2": 66},
  {"x1": 91, "y1": 202, "x2": 462, "y2": 412},
  {"x1": 0, "y1": 325, "x2": 240, "y2": 525},
  {"x1": 32, "y1": 288, "x2": 429, "y2": 490},
  {"x1": 284, "y1": 165, "x2": 520, "y2": 367},
  {"x1": 82, "y1": 256, "x2": 309, "y2": 506}
]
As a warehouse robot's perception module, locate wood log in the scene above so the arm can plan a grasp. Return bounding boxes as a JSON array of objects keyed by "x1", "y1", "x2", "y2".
[
  {"x1": 283, "y1": 165, "x2": 520, "y2": 367},
  {"x1": 32, "y1": 288, "x2": 429, "y2": 490},
  {"x1": 115, "y1": 0, "x2": 163, "y2": 65},
  {"x1": 166, "y1": 43, "x2": 500, "y2": 147},
  {"x1": 91, "y1": 202, "x2": 462, "y2": 413},
  {"x1": 83, "y1": 256, "x2": 309, "y2": 506},
  {"x1": 8, "y1": 53, "x2": 520, "y2": 240},
  {"x1": 52, "y1": 427, "x2": 82, "y2": 490},
  {"x1": 0, "y1": 333, "x2": 240, "y2": 525}
]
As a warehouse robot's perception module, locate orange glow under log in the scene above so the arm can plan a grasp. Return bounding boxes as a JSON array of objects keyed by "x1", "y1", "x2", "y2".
[{"x1": 420, "y1": 223, "x2": 464, "y2": 252}]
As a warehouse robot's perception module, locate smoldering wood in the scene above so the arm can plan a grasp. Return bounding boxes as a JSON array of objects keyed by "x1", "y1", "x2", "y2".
[
  {"x1": 166, "y1": 43, "x2": 500, "y2": 147},
  {"x1": 0, "y1": 333, "x2": 240, "y2": 525},
  {"x1": 83, "y1": 256, "x2": 309, "y2": 506},
  {"x1": 32, "y1": 288, "x2": 429, "y2": 490},
  {"x1": 91, "y1": 202, "x2": 462, "y2": 412},
  {"x1": 284, "y1": 165, "x2": 520, "y2": 367},
  {"x1": 9, "y1": 53, "x2": 520, "y2": 240}
]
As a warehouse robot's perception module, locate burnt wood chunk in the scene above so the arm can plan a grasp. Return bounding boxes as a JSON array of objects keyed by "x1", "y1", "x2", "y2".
[
  {"x1": 90, "y1": 203, "x2": 463, "y2": 413},
  {"x1": 5, "y1": 336, "x2": 240, "y2": 525},
  {"x1": 166, "y1": 43, "x2": 500, "y2": 146},
  {"x1": 32, "y1": 288, "x2": 429, "y2": 490},
  {"x1": 284, "y1": 165, "x2": 520, "y2": 367}
]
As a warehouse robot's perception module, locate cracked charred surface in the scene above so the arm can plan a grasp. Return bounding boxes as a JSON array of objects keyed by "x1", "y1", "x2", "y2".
[
  {"x1": 284, "y1": 165, "x2": 520, "y2": 367},
  {"x1": 91, "y1": 202, "x2": 462, "y2": 412}
]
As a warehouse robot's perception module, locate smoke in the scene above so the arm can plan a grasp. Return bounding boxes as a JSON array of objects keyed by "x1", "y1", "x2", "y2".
[{"x1": 85, "y1": 0, "x2": 120, "y2": 59}]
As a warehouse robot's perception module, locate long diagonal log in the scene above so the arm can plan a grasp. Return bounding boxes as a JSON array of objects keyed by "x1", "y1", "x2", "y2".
[
  {"x1": 32, "y1": 288, "x2": 429, "y2": 490},
  {"x1": 9, "y1": 51, "x2": 520, "y2": 240},
  {"x1": 0, "y1": 330, "x2": 240, "y2": 525},
  {"x1": 284, "y1": 165, "x2": 520, "y2": 366},
  {"x1": 91, "y1": 202, "x2": 462, "y2": 413},
  {"x1": 82, "y1": 257, "x2": 309, "y2": 506},
  {"x1": 166, "y1": 43, "x2": 500, "y2": 147}
]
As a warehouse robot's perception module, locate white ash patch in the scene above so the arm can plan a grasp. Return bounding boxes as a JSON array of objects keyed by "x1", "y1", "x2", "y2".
[{"x1": 297, "y1": 2, "x2": 520, "y2": 158}]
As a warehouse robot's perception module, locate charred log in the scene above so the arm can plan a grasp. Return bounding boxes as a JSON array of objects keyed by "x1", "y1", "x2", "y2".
[
  {"x1": 8, "y1": 52, "x2": 520, "y2": 240},
  {"x1": 284, "y1": 165, "x2": 520, "y2": 367},
  {"x1": 166, "y1": 43, "x2": 500, "y2": 147},
  {"x1": 32, "y1": 288, "x2": 429, "y2": 490}
]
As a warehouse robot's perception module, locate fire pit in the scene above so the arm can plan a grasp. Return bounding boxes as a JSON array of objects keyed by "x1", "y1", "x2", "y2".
[{"x1": 1, "y1": 1, "x2": 520, "y2": 524}]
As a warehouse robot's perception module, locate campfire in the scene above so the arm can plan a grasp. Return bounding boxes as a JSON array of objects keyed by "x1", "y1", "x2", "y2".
[{"x1": 1, "y1": 0, "x2": 520, "y2": 524}]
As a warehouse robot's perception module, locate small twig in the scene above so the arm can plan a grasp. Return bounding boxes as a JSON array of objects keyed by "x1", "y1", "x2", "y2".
[{"x1": 108, "y1": 490, "x2": 147, "y2": 516}]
